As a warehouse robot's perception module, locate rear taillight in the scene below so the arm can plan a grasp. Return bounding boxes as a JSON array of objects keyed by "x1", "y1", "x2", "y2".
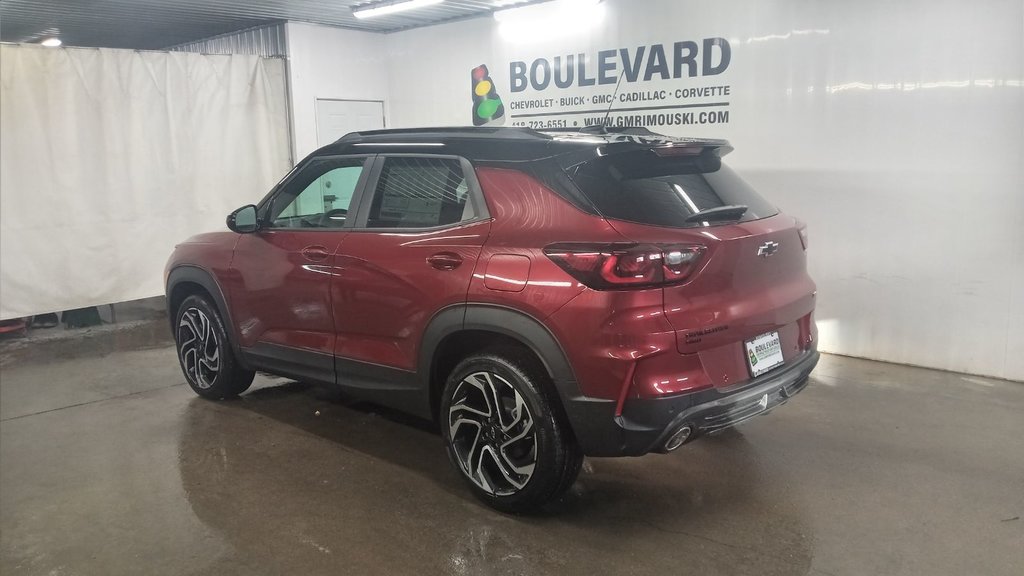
[
  {"x1": 796, "y1": 220, "x2": 809, "y2": 250},
  {"x1": 544, "y1": 243, "x2": 706, "y2": 290}
]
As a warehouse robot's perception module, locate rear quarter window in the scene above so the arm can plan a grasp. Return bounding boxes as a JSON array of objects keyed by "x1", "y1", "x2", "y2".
[{"x1": 569, "y1": 151, "x2": 778, "y2": 228}]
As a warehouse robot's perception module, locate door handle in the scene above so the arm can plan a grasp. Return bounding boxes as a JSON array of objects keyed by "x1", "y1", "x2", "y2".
[
  {"x1": 427, "y1": 252, "x2": 463, "y2": 271},
  {"x1": 301, "y1": 245, "x2": 331, "y2": 262}
]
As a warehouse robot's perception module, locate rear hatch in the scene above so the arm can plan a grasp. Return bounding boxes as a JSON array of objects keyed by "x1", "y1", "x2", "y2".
[{"x1": 565, "y1": 143, "x2": 816, "y2": 387}]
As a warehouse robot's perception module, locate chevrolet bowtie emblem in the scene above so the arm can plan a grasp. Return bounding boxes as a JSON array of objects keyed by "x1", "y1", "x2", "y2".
[{"x1": 757, "y1": 241, "x2": 780, "y2": 257}]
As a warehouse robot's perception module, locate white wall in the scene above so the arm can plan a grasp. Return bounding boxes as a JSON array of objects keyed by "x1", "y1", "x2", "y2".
[
  {"x1": 286, "y1": 22, "x2": 390, "y2": 159},
  {"x1": 287, "y1": 0, "x2": 1023, "y2": 380}
]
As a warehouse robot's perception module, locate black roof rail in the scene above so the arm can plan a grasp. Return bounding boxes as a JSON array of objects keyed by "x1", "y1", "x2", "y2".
[
  {"x1": 336, "y1": 126, "x2": 552, "y2": 142},
  {"x1": 317, "y1": 125, "x2": 732, "y2": 162}
]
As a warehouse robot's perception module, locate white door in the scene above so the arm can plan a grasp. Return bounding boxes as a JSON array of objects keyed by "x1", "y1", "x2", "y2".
[{"x1": 315, "y1": 99, "x2": 385, "y2": 147}]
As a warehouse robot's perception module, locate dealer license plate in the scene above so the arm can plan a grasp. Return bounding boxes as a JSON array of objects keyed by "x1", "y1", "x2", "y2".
[{"x1": 745, "y1": 331, "x2": 784, "y2": 377}]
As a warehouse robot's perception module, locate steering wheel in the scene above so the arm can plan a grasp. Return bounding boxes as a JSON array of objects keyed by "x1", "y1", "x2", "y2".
[{"x1": 320, "y1": 208, "x2": 348, "y2": 227}]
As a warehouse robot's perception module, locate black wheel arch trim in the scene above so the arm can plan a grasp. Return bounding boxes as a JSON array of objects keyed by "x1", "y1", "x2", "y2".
[
  {"x1": 418, "y1": 303, "x2": 586, "y2": 425},
  {"x1": 166, "y1": 265, "x2": 247, "y2": 367}
]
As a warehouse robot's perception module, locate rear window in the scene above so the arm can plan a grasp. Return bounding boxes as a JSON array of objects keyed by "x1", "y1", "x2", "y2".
[{"x1": 568, "y1": 151, "x2": 778, "y2": 228}]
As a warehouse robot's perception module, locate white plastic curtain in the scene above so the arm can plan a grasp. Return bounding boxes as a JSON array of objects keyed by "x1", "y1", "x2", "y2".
[{"x1": 0, "y1": 44, "x2": 291, "y2": 320}]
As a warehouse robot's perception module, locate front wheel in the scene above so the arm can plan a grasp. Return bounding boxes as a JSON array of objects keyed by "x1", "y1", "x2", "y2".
[
  {"x1": 441, "y1": 350, "x2": 583, "y2": 513},
  {"x1": 175, "y1": 294, "x2": 255, "y2": 399}
]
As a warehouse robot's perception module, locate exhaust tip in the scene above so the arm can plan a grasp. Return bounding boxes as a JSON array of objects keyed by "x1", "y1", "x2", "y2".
[{"x1": 663, "y1": 425, "x2": 693, "y2": 452}]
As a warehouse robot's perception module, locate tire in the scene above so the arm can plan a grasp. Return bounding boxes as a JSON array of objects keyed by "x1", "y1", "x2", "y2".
[
  {"x1": 174, "y1": 294, "x2": 255, "y2": 400},
  {"x1": 440, "y1": 348, "x2": 583, "y2": 513}
]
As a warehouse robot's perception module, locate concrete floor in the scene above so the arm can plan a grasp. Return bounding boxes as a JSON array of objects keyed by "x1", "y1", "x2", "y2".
[{"x1": 1, "y1": 346, "x2": 1021, "y2": 576}]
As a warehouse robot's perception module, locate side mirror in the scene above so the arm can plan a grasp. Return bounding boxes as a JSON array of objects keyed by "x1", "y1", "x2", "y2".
[{"x1": 227, "y1": 205, "x2": 259, "y2": 233}]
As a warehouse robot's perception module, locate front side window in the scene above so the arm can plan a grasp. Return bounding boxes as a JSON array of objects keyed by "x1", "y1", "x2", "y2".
[
  {"x1": 366, "y1": 157, "x2": 477, "y2": 229},
  {"x1": 268, "y1": 158, "x2": 366, "y2": 229}
]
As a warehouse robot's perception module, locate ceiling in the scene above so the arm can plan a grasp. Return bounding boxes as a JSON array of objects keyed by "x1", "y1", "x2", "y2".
[{"x1": 0, "y1": 0, "x2": 548, "y2": 50}]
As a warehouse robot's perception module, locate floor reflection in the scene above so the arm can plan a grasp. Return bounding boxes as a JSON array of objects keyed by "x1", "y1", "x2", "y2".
[{"x1": 177, "y1": 377, "x2": 814, "y2": 575}]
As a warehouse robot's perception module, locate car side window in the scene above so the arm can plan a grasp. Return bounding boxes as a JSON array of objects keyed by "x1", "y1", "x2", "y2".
[
  {"x1": 268, "y1": 158, "x2": 366, "y2": 229},
  {"x1": 366, "y1": 157, "x2": 477, "y2": 229}
]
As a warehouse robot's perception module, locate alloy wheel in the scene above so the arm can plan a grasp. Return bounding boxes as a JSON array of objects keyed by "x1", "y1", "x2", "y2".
[
  {"x1": 178, "y1": 307, "x2": 220, "y2": 389},
  {"x1": 447, "y1": 371, "x2": 537, "y2": 496}
]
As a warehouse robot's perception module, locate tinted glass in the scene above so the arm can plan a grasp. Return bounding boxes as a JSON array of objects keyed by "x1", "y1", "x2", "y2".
[
  {"x1": 569, "y1": 151, "x2": 778, "y2": 228},
  {"x1": 269, "y1": 158, "x2": 365, "y2": 229},
  {"x1": 367, "y1": 157, "x2": 476, "y2": 229}
]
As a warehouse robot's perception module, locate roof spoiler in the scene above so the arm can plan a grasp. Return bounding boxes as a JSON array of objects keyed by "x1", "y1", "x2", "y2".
[
  {"x1": 544, "y1": 126, "x2": 731, "y2": 152},
  {"x1": 549, "y1": 127, "x2": 733, "y2": 169}
]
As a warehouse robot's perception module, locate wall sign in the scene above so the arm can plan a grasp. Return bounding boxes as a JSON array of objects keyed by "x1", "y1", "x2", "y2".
[
  {"x1": 470, "y1": 64, "x2": 506, "y2": 126},
  {"x1": 474, "y1": 38, "x2": 732, "y2": 130}
]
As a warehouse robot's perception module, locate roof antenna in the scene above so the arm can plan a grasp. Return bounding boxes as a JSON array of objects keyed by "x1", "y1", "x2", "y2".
[{"x1": 591, "y1": 68, "x2": 626, "y2": 133}]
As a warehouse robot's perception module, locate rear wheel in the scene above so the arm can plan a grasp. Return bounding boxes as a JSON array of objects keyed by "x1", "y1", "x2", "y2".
[
  {"x1": 175, "y1": 295, "x2": 254, "y2": 399},
  {"x1": 441, "y1": 350, "x2": 582, "y2": 513}
]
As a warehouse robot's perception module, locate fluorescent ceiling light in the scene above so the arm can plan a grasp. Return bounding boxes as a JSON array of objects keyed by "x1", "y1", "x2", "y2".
[
  {"x1": 493, "y1": 0, "x2": 602, "y2": 21},
  {"x1": 494, "y1": 0, "x2": 604, "y2": 41},
  {"x1": 352, "y1": 0, "x2": 445, "y2": 19},
  {"x1": 40, "y1": 37, "x2": 62, "y2": 47}
]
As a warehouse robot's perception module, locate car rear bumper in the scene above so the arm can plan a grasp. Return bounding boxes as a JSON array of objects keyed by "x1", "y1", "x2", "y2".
[{"x1": 563, "y1": 348, "x2": 819, "y2": 456}]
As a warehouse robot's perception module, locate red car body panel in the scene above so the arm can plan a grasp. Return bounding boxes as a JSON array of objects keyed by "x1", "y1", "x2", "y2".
[
  {"x1": 608, "y1": 216, "x2": 817, "y2": 390},
  {"x1": 466, "y1": 168, "x2": 614, "y2": 320},
  {"x1": 332, "y1": 221, "x2": 490, "y2": 372},
  {"x1": 164, "y1": 230, "x2": 238, "y2": 311},
  {"x1": 229, "y1": 230, "x2": 343, "y2": 355}
]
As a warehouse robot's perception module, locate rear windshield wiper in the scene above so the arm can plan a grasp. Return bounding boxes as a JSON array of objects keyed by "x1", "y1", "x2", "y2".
[{"x1": 683, "y1": 205, "x2": 748, "y2": 223}]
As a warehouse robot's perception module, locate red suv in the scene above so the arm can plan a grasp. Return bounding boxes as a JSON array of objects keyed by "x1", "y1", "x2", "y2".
[{"x1": 166, "y1": 127, "x2": 818, "y2": 512}]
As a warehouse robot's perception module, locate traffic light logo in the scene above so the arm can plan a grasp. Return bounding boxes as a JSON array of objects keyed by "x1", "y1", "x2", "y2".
[{"x1": 471, "y1": 64, "x2": 505, "y2": 126}]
